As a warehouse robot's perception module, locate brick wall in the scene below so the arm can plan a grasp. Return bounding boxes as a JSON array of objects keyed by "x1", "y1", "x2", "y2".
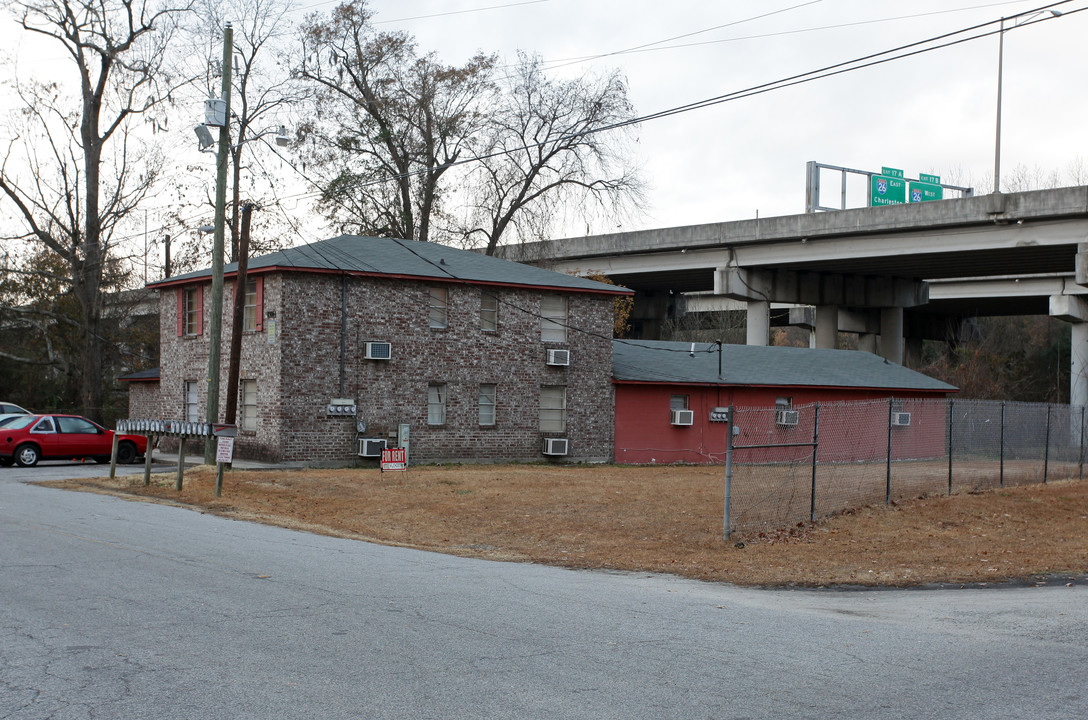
[
  {"x1": 158, "y1": 270, "x2": 616, "y2": 464},
  {"x1": 157, "y1": 276, "x2": 284, "y2": 460},
  {"x1": 275, "y1": 273, "x2": 616, "y2": 464},
  {"x1": 125, "y1": 381, "x2": 162, "y2": 419}
]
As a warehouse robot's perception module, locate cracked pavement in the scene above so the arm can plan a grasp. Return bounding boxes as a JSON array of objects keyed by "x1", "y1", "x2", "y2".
[{"x1": 2, "y1": 465, "x2": 1086, "y2": 719}]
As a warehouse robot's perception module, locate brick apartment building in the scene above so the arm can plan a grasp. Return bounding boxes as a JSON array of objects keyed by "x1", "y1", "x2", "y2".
[{"x1": 145, "y1": 235, "x2": 629, "y2": 464}]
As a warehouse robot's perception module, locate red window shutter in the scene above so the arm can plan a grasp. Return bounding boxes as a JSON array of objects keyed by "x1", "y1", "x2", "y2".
[
  {"x1": 254, "y1": 276, "x2": 264, "y2": 331},
  {"x1": 196, "y1": 286, "x2": 205, "y2": 336},
  {"x1": 176, "y1": 288, "x2": 184, "y2": 336}
]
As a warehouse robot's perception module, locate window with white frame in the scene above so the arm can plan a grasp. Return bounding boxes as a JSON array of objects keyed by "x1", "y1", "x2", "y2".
[
  {"x1": 670, "y1": 395, "x2": 689, "y2": 410},
  {"x1": 241, "y1": 380, "x2": 258, "y2": 432},
  {"x1": 183, "y1": 288, "x2": 201, "y2": 336},
  {"x1": 478, "y1": 384, "x2": 496, "y2": 426},
  {"x1": 428, "y1": 384, "x2": 447, "y2": 425},
  {"x1": 428, "y1": 287, "x2": 448, "y2": 329},
  {"x1": 539, "y1": 386, "x2": 567, "y2": 433},
  {"x1": 540, "y1": 295, "x2": 567, "y2": 343},
  {"x1": 184, "y1": 381, "x2": 199, "y2": 422},
  {"x1": 776, "y1": 396, "x2": 793, "y2": 410},
  {"x1": 243, "y1": 279, "x2": 259, "y2": 332},
  {"x1": 480, "y1": 292, "x2": 498, "y2": 332}
]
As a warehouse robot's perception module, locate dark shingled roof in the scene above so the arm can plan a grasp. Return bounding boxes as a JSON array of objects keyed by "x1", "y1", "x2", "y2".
[
  {"x1": 151, "y1": 235, "x2": 629, "y2": 295},
  {"x1": 118, "y1": 367, "x2": 160, "y2": 382},
  {"x1": 613, "y1": 340, "x2": 957, "y2": 392}
]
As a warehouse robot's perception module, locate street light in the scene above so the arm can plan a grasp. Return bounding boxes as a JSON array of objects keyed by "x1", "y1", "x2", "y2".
[{"x1": 994, "y1": 9, "x2": 1061, "y2": 194}]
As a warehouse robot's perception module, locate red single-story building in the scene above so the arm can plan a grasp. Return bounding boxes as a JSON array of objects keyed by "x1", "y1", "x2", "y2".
[{"x1": 613, "y1": 340, "x2": 957, "y2": 465}]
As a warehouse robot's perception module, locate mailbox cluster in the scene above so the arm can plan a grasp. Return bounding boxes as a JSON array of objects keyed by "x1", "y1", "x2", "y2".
[{"x1": 118, "y1": 419, "x2": 213, "y2": 437}]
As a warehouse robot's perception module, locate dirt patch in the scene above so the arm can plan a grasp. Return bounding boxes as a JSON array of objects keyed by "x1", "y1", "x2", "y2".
[{"x1": 43, "y1": 463, "x2": 1088, "y2": 588}]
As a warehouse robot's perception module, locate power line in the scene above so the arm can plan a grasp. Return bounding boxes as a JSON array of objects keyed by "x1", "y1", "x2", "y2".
[
  {"x1": 538, "y1": 0, "x2": 1041, "y2": 69},
  {"x1": 111, "y1": 1, "x2": 1082, "y2": 247},
  {"x1": 258, "y1": 1, "x2": 1081, "y2": 204}
]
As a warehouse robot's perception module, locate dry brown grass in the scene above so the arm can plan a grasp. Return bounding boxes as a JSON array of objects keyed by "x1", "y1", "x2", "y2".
[{"x1": 45, "y1": 463, "x2": 1088, "y2": 587}]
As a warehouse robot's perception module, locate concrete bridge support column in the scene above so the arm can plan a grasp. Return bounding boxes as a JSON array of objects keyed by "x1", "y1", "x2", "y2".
[
  {"x1": 858, "y1": 333, "x2": 878, "y2": 354},
  {"x1": 879, "y1": 307, "x2": 904, "y2": 364},
  {"x1": 814, "y1": 305, "x2": 838, "y2": 349},
  {"x1": 746, "y1": 300, "x2": 770, "y2": 346},
  {"x1": 1071, "y1": 322, "x2": 1088, "y2": 410},
  {"x1": 1050, "y1": 295, "x2": 1088, "y2": 410}
]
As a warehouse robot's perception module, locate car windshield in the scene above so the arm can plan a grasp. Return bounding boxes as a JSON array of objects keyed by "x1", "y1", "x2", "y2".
[{"x1": 3, "y1": 415, "x2": 39, "y2": 430}]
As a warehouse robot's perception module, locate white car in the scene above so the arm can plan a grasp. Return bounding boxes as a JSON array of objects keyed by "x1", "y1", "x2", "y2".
[{"x1": 0, "y1": 402, "x2": 30, "y2": 427}]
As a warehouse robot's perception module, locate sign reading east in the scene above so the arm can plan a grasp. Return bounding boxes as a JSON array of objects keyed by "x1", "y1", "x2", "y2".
[{"x1": 870, "y1": 166, "x2": 906, "y2": 206}]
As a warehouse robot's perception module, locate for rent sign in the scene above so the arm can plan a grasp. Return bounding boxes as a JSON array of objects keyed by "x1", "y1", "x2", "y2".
[{"x1": 381, "y1": 447, "x2": 407, "y2": 472}]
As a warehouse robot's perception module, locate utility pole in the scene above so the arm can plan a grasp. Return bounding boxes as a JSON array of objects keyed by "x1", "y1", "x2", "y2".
[
  {"x1": 205, "y1": 22, "x2": 233, "y2": 464},
  {"x1": 225, "y1": 202, "x2": 252, "y2": 427}
]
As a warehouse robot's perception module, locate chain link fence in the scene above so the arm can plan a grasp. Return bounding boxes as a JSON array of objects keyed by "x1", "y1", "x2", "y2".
[{"x1": 726, "y1": 398, "x2": 1086, "y2": 535}]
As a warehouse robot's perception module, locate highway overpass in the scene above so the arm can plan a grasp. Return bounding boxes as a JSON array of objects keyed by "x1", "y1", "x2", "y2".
[{"x1": 501, "y1": 186, "x2": 1088, "y2": 405}]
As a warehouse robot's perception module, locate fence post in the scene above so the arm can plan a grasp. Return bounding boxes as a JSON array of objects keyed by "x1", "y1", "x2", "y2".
[
  {"x1": 143, "y1": 434, "x2": 154, "y2": 486},
  {"x1": 1044, "y1": 404, "x2": 1051, "y2": 484},
  {"x1": 1000, "y1": 401, "x2": 1006, "y2": 489},
  {"x1": 885, "y1": 399, "x2": 894, "y2": 505},
  {"x1": 947, "y1": 399, "x2": 954, "y2": 495},
  {"x1": 809, "y1": 404, "x2": 820, "y2": 524},
  {"x1": 176, "y1": 436, "x2": 187, "y2": 491},
  {"x1": 1080, "y1": 406, "x2": 1085, "y2": 481},
  {"x1": 723, "y1": 406, "x2": 734, "y2": 541}
]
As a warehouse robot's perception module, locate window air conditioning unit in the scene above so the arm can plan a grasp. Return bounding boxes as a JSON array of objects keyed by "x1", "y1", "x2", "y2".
[
  {"x1": 358, "y1": 438, "x2": 387, "y2": 457},
  {"x1": 670, "y1": 409, "x2": 694, "y2": 426},
  {"x1": 546, "y1": 349, "x2": 570, "y2": 366},
  {"x1": 364, "y1": 342, "x2": 392, "y2": 360},
  {"x1": 775, "y1": 409, "x2": 799, "y2": 427},
  {"x1": 542, "y1": 437, "x2": 569, "y2": 456},
  {"x1": 891, "y1": 412, "x2": 912, "y2": 427}
]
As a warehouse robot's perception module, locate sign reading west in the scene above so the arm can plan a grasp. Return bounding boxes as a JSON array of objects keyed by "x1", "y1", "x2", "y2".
[{"x1": 871, "y1": 167, "x2": 944, "y2": 207}]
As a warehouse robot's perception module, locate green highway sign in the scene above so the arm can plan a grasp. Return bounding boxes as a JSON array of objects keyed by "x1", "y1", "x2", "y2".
[
  {"x1": 920, "y1": 173, "x2": 940, "y2": 184},
  {"x1": 871, "y1": 167, "x2": 906, "y2": 206},
  {"x1": 909, "y1": 181, "x2": 943, "y2": 203}
]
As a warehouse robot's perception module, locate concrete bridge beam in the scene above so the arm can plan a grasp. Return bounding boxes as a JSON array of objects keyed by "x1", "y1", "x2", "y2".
[{"x1": 715, "y1": 267, "x2": 928, "y2": 308}]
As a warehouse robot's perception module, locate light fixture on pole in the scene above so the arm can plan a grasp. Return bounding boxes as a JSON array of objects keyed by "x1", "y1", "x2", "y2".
[{"x1": 994, "y1": 9, "x2": 1061, "y2": 194}]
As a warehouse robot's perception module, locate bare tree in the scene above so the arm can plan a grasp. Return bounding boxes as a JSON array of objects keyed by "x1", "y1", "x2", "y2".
[
  {"x1": 195, "y1": 0, "x2": 307, "y2": 262},
  {"x1": 458, "y1": 53, "x2": 644, "y2": 255},
  {"x1": 296, "y1": 0, "x2": 495, "y2": 242},
  {"x1": 0, "y1": 0, "x2": 191, "y2": 420}
]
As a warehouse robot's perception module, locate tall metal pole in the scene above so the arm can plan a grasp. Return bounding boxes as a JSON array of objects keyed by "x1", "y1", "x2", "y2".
[
  {"x1": 999, "y1": 401, "x2": 1006, "y2": 488},
  {"x1": 885, "y1": 399, "x2": 894, "y2": 505},
  {"x1": 809, "y1": 405, "x2": 820, "y2": 523},
  {"x1": 205, "y1": 23, "x2": 233, "y2": 464},
  {"x1": 993, "y1": 17, "x2": 1005, "y2": 194}
]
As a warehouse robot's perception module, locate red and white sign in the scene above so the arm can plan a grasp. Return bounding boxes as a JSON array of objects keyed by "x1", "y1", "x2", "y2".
[{"x1": 380, "y1": 447, "x2": 407, "y2": 471}]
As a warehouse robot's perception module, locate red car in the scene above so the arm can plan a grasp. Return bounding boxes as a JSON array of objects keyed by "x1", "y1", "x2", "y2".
[{"x1": 0, "y1": 414, "x2": 148, "y2": 467}]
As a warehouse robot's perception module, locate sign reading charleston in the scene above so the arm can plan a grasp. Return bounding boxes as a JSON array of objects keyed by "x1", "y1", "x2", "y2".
[{"x1": 870, "y1": 166, "x2": 906, "y2": 206}]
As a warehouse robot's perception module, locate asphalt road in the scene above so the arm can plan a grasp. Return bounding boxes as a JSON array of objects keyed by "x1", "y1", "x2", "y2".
[{"x1": 2, "y1": 465, "x2": 1086, "y2": 719}]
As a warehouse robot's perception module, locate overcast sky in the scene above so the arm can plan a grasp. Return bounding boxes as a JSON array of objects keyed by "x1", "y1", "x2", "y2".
[
  {"x1": 360, "y1": 0, "x2": 1088, "y2": 233},
  {"x1": 2, "y1": 0, "x2": 1086, "y2": 241}
]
